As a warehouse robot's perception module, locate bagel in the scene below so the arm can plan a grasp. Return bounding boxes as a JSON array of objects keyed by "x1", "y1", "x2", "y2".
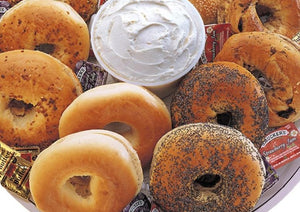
[
  {"x1": 6, "y1": 0, "x2": 98, "y2": 22},
  {"x1": 214, "y1": 32, "x2": 300, "y2": 127},
  {"x1": 0, "y1": 49, "x2": 82, "y2": 149},
  {"x1": 171, "y1": 61, "x2": 268, "y2": 148},
  {"x1": 59, "y1": 82, "x2": 172, "y2": 167},
  {"x1": 188, "y1": 0, "x2": 221, "y2": 24},
  {"x1": 218, "y1": 0, "x2": 300, "y2": 38},
  {"x1": 150, "y1": 123, "x2": 265, "y2": 212},
  {"x1": 56, "y1": 0, "x2": 98, "y2": 22},
  {"x1": 0, "y1": 0, "x2": 90, "y2": 70},
  {"x1": 30, "y1": 129, "x2": 143, "y2": 212}
]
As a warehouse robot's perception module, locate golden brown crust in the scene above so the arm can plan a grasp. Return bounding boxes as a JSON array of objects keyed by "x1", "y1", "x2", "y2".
[
  {"x1": 0, "y1": 0, "x2": 90, "y2": 70},
  {"x1": 59, "y1": 82, "x2": 172, "y2": 167},
  {"x1": 59, "y1": 0, "x2": 98, "y2": 22},
  {"x1": 30, "y1": 130, "x2": 143, "y2": 212},
  {"x1": 6, "y1": 0, "x2": 98, "y2": 22},
  {"x1": 216, "y1": 0, "x2": 233, "y2": 23},
  {"x1": 5, "y1": 0, "x2": 20, "y2": 5},
  {"x1": 150, "y1": 123, "x2": 265, "y2": 212},
  {"x1": 218, "y1": 0, "x2": 300, "y2": 38},
  {"x1": 188, "y1": 0, "x2": 221, "y2": 24},
  {"x1": 0, "y1": 49, "x2": 82, "y2": 149},
  {"x1": 171, "y1": 61, "x2": 268, "y2": 148},
  {"x1": 214, "y1": 32, "x2": 300, "y2": 127}
]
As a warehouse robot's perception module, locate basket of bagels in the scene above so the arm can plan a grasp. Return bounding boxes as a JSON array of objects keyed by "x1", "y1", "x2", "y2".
[{"x1": 0, "y1": 0, "x2": 300, "y2": 211}]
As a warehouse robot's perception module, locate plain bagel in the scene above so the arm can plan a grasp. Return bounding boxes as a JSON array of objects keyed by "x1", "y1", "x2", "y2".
[
  {"x1": 30, "y1": 129, "x2": 143, "y2": 212},
  {"x1": 0, "y1": 0, "x2": 90, "y2": 70},
  {"x1": 59, "y1": 82, "x2": 172, "y2": 167}
]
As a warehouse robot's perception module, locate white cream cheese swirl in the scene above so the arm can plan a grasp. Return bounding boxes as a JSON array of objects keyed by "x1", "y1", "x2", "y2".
[{"x1": 92, "y1": 0, "x2": 205, "y2": 85}]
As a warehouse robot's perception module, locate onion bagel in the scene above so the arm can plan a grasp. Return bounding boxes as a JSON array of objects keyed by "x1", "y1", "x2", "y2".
[
  {"x1": 5, "y1": 0, "x2": 98, "y2": 22},
  {"x1": 0, "y1": 0, "x2": 90, "y2": 70},
  {"x1": 0, "y1": 49, "x2": 82, "y2": 149}
]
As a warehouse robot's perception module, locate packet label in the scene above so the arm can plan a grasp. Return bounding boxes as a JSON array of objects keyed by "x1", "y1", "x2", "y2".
[
  {"x1": 12, "y1": 146, "x2": 40, "y2": 163},
  {"x1": 74, "y1": 60, "x2": 108, "y2": 91},
  {"x1": 261, "y1": 155, "x2": 279, "y2": 193},
  {"x1": 0, "y1": 1, "x2": 10, "y2": 18},
  {"x1": 0, "y1": 141, "x2": 33, "y2": 201},
  {"x1": 198, "y1": 23, "x2": 233, "y2": 65},
  {"x1": 123, "y1": 192, "x2": 151, "y2": 212},
  {"x1": 260, "y1": 123, "x2": 300, "y2": 169},
  {"x1": 292, "y1": 31, "x2": 300, "y2": 44}
]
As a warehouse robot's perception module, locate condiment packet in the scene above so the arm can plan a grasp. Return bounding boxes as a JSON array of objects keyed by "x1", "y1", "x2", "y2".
[
  {"x1": 12, "y1": 146, "x2": 40, "y2": 163},
  {"x1": 292, "y1": 31, "x2": 300, "y2": 45},
  {"x1": 98, "y1": 0, "x2": 109, "y2": 9},
  {"x1": 0, "y1": 1, "x2": 10, "y2": 18},
  {"x1": 123, "y1": 192, "x2": 151, "y2": 212},
  {"x1": 197, "y1": 23, "x2": 233, "y2": 65},
  {"x1": 261, "y1": 155, "x2": 279, "y2": 193},
  {"x1": 0, "y1": 141, "x2": 34, "y2": 202},
  {"x1": 74, "y1": 60, "x2": 108, "y2": 91},
  {"x1": 260, "y1": 123, "x2": 300, "y2": 170}
]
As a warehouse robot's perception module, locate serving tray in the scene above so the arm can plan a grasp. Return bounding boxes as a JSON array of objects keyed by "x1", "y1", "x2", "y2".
[{"x1": 1, "y1": 91, "x2": 300, "y2": 212}]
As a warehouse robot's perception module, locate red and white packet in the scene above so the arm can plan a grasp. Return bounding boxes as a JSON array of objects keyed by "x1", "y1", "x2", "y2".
[
  {"x1": 199, "y1": 23, "x2": 233, "y2": 64},
  {"x1": 260, "y1": 123, "x2": 300, "y2": 170}
]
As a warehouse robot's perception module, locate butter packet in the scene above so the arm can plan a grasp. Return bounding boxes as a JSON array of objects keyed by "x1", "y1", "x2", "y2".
[
  {"x1": 0, "y1": 141, "x2": 33, "y2": 202},
  {"x1": 260, "y1": 123, "x2": 300, "y2": 170}
]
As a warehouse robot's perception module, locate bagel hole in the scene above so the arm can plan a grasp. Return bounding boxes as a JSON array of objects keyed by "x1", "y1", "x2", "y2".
[
  {"x1": 238, "y1": 18, "x2": 243, "y2": 32},
  {"x1": 216, "y1": 112, "x2": 233, "y2": 126},
  {"x1": 9, "y1": 99, "x2": 33, "y2": 117},
  {"x1": 243, "y1": 63, "x2": 273, "y2": 92},
  {"x1": 193, "y1": 174, "x2": 222, "y2": 191},
  {"x1": 251, "y1": 69, "x2": 272, "y2": 91},
  {"x1": 103, "y1": 122, "x2": 132, "y2": 137},
  {"x1": 277, "y1": 107, "x2": 295, "y2": 119},
  {"x1": 67, "y1": 176, "x2": 92, "y2": 199},
  {"x1": 34, "y1": 43, "x2": 55, "y2": 54},
  {"x1": 256, "y1": 4, "x2": 274, "y2": 24}
]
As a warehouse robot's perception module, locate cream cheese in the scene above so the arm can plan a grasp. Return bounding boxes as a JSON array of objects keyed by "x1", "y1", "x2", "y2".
[{"x1": 91, "y1": 0, "x2": 205, "y2": 86}]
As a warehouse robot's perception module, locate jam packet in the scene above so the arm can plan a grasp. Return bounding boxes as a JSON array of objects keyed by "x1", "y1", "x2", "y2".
[
  {"x1": 123, "y1": 192, "x2": 151, "y2": 212},
  {"x1": 198, "y1": 23, "x2": 233, "y2": 65},
  {"x1": 74, "y1": 60, "x2": 108, "y2": 92},
  {"x1": 260, "y1": 123, "x2": 300, "y2": 170},
  {"x1": 0, "y1": 1, "x2": 10, "y2": 18}
]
